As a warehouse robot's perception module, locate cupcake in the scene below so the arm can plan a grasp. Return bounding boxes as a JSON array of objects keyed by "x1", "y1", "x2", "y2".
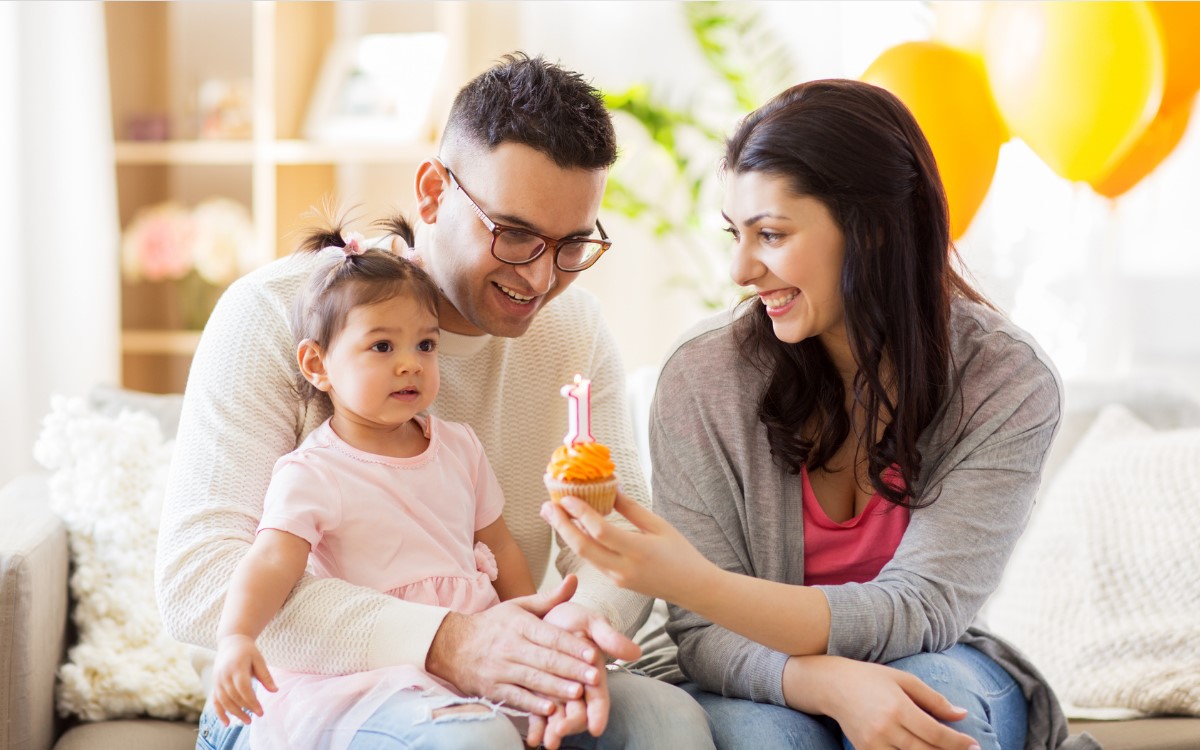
[
  {"x1": 544, "y1": 374, "x2": 617, "y2": 515},
  {"x1": 544, "y1": 441, "x2": 618, "y2": 515}
]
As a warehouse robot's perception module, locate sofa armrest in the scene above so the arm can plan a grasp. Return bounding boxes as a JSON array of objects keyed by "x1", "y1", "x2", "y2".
[{"x1": 0, "y1": 474, "x2": 68, "y2": 750}]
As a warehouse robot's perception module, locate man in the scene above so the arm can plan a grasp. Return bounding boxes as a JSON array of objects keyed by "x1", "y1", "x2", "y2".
[{"x1": 156, "y1": 53, "x2": 714, "y2": 749}]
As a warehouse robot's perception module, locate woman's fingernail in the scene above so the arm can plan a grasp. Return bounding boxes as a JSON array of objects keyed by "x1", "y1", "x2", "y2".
[
  {"x1": 582, "y1": 647, "x2": 596, "y2": 662},
  {"x1": 585, "y1": 668, "x2": 598, "y2": 683},
  {"x1": 969, "y1": 745, "x2": 981, "y2": 750}
]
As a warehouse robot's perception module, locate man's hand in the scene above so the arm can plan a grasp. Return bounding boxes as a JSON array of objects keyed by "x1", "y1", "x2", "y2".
[{"x1": 425, "y1": 574, "x2": 602, "y2": 716}]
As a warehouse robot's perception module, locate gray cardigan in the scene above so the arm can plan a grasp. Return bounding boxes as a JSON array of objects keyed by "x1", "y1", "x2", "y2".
[{"x1": 650, "y1": 298, "x2": 1098, "y2": 749}]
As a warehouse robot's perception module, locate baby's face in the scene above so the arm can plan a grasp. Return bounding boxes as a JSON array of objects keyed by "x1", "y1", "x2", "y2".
[{"x1": 322, "y1": 294, "x2": 440, "y2": 429}]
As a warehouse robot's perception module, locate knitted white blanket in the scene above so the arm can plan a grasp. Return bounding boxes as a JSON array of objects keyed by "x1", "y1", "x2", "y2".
[
  {"x1": 987, "y1": 404, "x2": 1200, "y2": 717},
  {"x1": 34, "y1": 397, "x2": 204, "y2": 721}
]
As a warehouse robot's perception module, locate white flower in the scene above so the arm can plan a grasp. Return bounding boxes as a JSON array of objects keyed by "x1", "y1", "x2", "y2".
[{"x1": 191, "y1": 197, "x2": 255, "y2": 285}]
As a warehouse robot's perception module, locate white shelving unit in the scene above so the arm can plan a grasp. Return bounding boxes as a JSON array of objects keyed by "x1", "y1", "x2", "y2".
[{"x1": 107, "y1": 2, "x2": 517, "y2": 393}]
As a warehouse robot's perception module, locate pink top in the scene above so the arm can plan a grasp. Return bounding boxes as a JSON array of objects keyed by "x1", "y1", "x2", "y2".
[
  {"x1": 251, "y1": 415, "x2": 508, "y2": 750},
  {"x1": 802, "y1": 465, "x2": 909, "y2": 586},
  {"x1": 259, "y1": 414, "x2": 504, "y2": 613}
]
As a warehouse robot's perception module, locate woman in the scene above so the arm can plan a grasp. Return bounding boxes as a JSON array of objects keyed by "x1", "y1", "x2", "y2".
[{"x1": 542, "y1": 80, "x2": 1096, "y2": 750}]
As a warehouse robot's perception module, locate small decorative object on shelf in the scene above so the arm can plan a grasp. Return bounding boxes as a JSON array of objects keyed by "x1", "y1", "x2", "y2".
[
  {"x1": 121, "y1": 198, "x2": 254, "y2": 329},
  {"x1": 304, "y1": 33, "x2": 448, "y2": 144},
  {"x1": 124, "y1": 113, "x2": 170, "y2": 141},
  {"x1": 197, "y1": 78, "x2": 253, "y2": 140}
]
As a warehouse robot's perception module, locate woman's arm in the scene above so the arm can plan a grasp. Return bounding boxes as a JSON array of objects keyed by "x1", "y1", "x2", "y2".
[
  {"x1": 819, "y1": 338, "x2": 1063, "y2": 663},
  {"x1": 475, "y1": 516, "x2": 536, "y2": 600},
  {"x1": 545, "y1": 493, "x2": 831, "y2": 656},
  {"x1": 550, "y1": 317, "x2": 1064, "y2": 668}
]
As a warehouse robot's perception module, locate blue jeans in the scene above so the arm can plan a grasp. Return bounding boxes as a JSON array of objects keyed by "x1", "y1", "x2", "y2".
[
  {"x1": 196, "y1": 668, "x2": 715, "y2": 750},
  {"x1": 681, "y1": 644, "x2": 1027, "y2": 750}
]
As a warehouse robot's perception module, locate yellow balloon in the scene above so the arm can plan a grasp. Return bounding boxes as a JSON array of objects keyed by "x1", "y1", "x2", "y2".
[
  {"x1": 1151, "y1": 1, "x2": 1200, "y2": 114},
  {"x1": 983, "y1": 1, "x2": 1164, "y2": 183},
  {"x1": 1091, "y1": 99, "x2": 1192, "y2": 198},
  {"x1": 862, "y1": 41, "x2": 1007, "y2": 240}
]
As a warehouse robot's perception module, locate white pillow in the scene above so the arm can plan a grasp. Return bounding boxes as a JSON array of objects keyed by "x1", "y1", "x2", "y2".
[
  {"x1": 988, "y1": 404, "x2": 1200, "y2": 718},
  {"x1": 34, "y1": 396, "x2": 204, "y2": 722}
]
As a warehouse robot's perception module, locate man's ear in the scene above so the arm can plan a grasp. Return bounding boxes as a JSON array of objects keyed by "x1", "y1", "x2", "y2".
[
  {"x1": 297, "y1": 339, "x2": 332, "y2": 392},
  {"x1": 415, "y1": 158, "x2": 449, "y2": 224}
]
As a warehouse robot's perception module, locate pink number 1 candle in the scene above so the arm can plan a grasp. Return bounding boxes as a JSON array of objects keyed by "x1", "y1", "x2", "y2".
[{"x1": 560, "y1": 374, "x2": 594, "y2": 445}]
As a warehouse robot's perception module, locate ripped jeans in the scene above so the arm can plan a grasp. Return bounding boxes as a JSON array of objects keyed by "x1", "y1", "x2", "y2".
[
  {"x1": 196, "y1": 667, "x2": 715, "y2": 750},
  {"x1": 197, "y1": 689, "x2": 522, "y2": 750}
]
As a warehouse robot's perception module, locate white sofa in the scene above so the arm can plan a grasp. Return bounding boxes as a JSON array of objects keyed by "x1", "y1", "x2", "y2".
[{"x1": 2, "y1": 379, "x2": 1199, "y2": 749}]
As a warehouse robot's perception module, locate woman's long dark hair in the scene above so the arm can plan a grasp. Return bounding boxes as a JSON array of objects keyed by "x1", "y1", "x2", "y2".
[{"x1": 727, "y1": 79, "x2": 989, "y2": 508}]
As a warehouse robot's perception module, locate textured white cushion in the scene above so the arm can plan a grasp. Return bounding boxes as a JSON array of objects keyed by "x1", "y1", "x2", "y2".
[
  {"x1": 33, "y1": 397, "x2": 204, "y2": 721},
  {"x1": 988, "y1": 403, "x2": 1200, "y2": 718}
]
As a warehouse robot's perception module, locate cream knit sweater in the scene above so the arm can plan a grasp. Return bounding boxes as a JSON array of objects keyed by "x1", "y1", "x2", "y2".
[{"x1": 155, "y1": 249, "x2": 651, "y2": 675}]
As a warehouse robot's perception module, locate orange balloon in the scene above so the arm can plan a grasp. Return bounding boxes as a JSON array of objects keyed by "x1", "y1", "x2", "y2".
[
  {"x1": 984, "y1": 1, "x2": 1164, "y2": 183},
  {"x1": 862, "y1": 41, "x2": 1006, "y2": 240},
  {"x1": 1091, "y1": 100, "x2": 1192, "y2": 198},
  {"x1": 1151, "y1": 1, "x2": 1200, "y2": 114}
]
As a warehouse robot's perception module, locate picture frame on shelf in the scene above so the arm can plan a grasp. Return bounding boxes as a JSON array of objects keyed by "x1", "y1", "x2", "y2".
[{"x1": 303, "y1": 32, "x2": 448, "y2": 144}]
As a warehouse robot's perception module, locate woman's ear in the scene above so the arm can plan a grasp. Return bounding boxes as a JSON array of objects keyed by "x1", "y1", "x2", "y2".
[
  {"x1": 297, "y1": 339, "x2": 332, "y2": 392},
  {"x1": 415, "y1": 159, "x2": 448, "y2": 224}
]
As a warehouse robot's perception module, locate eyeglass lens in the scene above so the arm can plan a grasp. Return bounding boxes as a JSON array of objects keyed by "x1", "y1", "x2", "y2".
[{"x1": 493, "y1": 229, "x2": 605, "y2": 271}]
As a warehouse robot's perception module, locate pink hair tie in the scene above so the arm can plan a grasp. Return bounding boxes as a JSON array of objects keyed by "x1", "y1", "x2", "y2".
[{"x1": 340, "y1": 230, "x2": 366, "y2": 257}]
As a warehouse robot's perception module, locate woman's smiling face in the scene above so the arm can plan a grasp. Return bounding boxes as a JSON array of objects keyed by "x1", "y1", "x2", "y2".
[{"x1": 724, "y1": 170, "x2": 848, "y2": 348}]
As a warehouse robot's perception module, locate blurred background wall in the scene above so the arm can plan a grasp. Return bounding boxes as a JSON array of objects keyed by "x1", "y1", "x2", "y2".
[{"x1": 3, "y1": 0, "x2": 1198, "y2": 484}]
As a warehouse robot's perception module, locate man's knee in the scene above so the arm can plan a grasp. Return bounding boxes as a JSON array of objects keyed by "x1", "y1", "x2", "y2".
[
  {"x1": 605, "y1": 671, "x2": 715, "y2": 747},
  {"x1": 406, "y1": 702, "x2": 523, "y2": 750}
]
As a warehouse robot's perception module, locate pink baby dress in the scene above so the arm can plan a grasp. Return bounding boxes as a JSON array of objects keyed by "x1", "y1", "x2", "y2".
[{"x1": 248, "y1": 415, "x2": 508, "y2": 750}]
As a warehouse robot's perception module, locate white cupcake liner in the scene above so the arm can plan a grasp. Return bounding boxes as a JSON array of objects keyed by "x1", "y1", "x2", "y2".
[{"x1": 543, "y1": 474, "x2": 617, "y2": 515}]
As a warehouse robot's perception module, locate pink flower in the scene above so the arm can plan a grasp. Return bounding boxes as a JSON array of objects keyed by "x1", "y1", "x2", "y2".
[{"x1": 121, "y1": 203, "x2": 195, "y2": 282}]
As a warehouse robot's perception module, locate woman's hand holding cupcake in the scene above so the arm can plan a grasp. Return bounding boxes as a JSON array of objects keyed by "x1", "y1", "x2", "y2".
[{"x1": 541, "y1": 490, "x2": 718, "y2": 607}]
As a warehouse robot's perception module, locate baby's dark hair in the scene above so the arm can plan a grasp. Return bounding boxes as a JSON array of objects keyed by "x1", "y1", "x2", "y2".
[{"x1": 291, "y1": 212, "x2": 440, "y2": 406}]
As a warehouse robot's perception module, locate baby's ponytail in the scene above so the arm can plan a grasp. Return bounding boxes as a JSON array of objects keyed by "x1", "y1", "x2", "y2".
[
  {"x1": 296, "y1": 225, "x2": 347, "y2": 255},
  {"x1": 294, "y1": 209, "x2": 415, "y2": 256},
  {"x1": 374, "y1": 214, "x2": 416, "y2": 251}
]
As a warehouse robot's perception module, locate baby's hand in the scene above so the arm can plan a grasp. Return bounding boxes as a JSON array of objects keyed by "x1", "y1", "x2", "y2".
[
  {"x1": 212, "y1": 634, "x2": 277, "y2": 726},
  {"x1": 542, "y1": 698, "x2": 587, "y2": 749}
]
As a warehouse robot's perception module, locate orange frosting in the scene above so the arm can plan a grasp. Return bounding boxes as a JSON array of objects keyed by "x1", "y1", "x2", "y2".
[{"x1": 545, "y1": 442, "x2": 615, "y2": 482}]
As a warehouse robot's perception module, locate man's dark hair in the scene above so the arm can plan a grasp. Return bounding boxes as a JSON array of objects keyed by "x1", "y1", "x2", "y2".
[{"x1": 443, "y1": 52, "x2": 617, "y2": 170}]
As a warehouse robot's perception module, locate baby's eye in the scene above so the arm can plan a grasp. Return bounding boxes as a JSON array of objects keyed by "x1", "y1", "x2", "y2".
[
  {"x1": 418, "y1": 339, "x2": 437, "y2": 353},
  {"x1": 371, "y1": 341, "x2": 393, "y2": 353}
]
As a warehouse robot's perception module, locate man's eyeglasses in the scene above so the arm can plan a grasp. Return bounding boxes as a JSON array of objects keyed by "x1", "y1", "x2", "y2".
[{"x1": 440, "y1": 162, "x2": 611, "y2": 273}]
